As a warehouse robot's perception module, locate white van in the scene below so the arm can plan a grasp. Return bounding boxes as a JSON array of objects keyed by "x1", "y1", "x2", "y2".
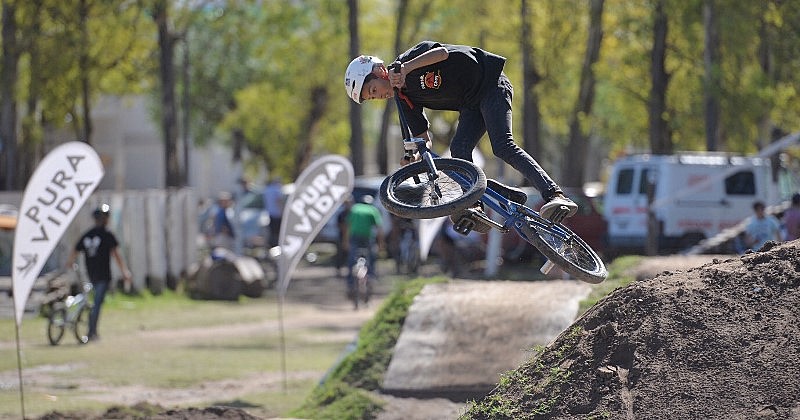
[{"x1": 603, "y1": 152, "x2": 796, "y2": 254}]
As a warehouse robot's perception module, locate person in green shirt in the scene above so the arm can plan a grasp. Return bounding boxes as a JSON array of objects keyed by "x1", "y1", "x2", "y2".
[{"x1": 345, "y1": 195, "x2": 384, "y2": 295}]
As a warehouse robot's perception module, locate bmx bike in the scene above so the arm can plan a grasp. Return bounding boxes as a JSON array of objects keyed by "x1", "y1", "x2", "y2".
[
  {"x1": 378, "y1": 63, "x2": 607, "y2": 284},
  {"x1": 47, "y1": 269, "x2": 93, "y2": 345}
]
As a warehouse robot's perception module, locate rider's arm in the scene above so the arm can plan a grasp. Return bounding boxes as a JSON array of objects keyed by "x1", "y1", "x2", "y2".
[
  {"x1": 390, "y1": 47, "x2": 448, "y2": 88},
  {"x1": 404, "y1": 47, "x2": 448, "y2": 71}
]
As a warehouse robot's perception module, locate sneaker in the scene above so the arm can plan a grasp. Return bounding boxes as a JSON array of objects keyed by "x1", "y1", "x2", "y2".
[{"x1": 540, "y1": 193, "x2": 578, "y2": 223}]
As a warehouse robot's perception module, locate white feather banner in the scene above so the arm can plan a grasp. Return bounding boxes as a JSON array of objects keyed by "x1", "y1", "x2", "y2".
[{"x1": 12, "y1": 141, "x2": 104, "y2": 326}]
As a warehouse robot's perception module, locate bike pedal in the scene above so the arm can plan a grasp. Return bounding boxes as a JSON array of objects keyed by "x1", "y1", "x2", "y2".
[
  {"x1": 453, "y1": 216, "x2": 477, "y2": 235},
  {"x1": 452, "y1": 208, "x2": 498, "y2": 235}
]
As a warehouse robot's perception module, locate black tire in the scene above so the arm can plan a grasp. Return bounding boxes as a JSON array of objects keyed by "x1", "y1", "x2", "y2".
[
  {"x1": 380, "y1": 158, "x2": 486, "y2": 219},
  {"x1": 518, "y1": 216, "x2": 607, "y2": 283},
  {"x1": 74, "y1": 304, "x2": 91, "y2": 344},
  {"x1": 47, "y1": 306, "x2": 67, "y2": 346}
]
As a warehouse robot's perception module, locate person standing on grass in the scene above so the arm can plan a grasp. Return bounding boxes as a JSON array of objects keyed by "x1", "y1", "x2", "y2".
[{"x1": 66, "y1": 204, "x2": 131, "y2": 342}]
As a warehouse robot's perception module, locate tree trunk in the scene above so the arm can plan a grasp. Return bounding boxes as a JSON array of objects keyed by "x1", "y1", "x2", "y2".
[
  {"x1": 295, "y1": 86, "x2": 328, "y2": 177},
  {"x1": 520, "y1": 0, "x2": 542, "y2": 186},
  {"x1": 347, "y1": 0, "x2": 364, "y2": 176},
  {"x1": 154, "y1": 0, "x2": 181, "y2": 187},
  {"x1": 79, "y1": 0, "x2": 92, "y2": 145},
  {"x1": 563, "y1": 0, "x2": 604, "y2": 188},
  {"x1": 703, "y1": 0, "x2": 721, "y2": 151},
  {"x1": 376, "y1": 0, "x2": 409, "y2": 175},
  {"x1": 20, "y1": 0, "x2": 44, "y2": 183},
  {"x1": 1, "y1": 1, "x2": 18, "y2": 190},
  {"x1": 649, "y1": 0, "x2": 671, "y2": 155},
  {"x1": 756, "y1": 5, "x2": 774, "y2": 150}
]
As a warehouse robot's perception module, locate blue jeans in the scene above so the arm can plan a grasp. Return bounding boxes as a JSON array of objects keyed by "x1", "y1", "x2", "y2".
[
  {"x1": 347, "y1": 235, "x2": 377, "y2": 290},
  {"x1": 89, "y1": 281, "x2": 109, "y2": 338},
  {"x1": 449, "y1": 73, "x2": 560, "y2": 200}
]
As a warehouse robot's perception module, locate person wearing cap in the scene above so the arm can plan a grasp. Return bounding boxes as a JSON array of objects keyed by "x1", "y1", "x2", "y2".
[
  {"x1": 66, "y1": 204, "x2": 132, "y2": 342},
  {"x1": 211, "y1": 191, "x2": 235, "y2": 249}
]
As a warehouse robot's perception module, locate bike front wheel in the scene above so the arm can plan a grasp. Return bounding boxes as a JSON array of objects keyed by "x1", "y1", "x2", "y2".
[
  {"x1": 519, "y1": 217, "x2": 607, "y2": 283},
  {"x1": 47, "y1": 306, "x2": 67, "y2": 346},
  {"x1": 74, "y1": 304, "x2": 91, "y2": 344},
  {"x1": 380, "y1": 158, "x2": 486, "y2": 219}
]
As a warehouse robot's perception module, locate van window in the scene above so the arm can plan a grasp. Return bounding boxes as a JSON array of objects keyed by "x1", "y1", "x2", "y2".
[
  {"x1": 725, "y1": 171, "x2": 756, "y2": 195},
  {"x1": 616, "y1": 168, "x2": 634, "y2": 194}
]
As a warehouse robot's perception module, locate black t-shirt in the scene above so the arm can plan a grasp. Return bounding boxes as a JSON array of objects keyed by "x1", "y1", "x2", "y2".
[
  {"x1": 395, "y1": 40, "x2": 506, "y2": 135},
  {"x1": 75, "y1": 226, "x2": 119, "y2": 284}
]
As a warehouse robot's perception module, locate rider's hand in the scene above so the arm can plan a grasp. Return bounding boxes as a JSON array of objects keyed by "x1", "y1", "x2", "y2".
[
  {"x1": 389, "y1": 62, "x2": 406, "y2": 89},
  {"x1": 400, "y1": 152, "x2": 421, "y2": 167}
]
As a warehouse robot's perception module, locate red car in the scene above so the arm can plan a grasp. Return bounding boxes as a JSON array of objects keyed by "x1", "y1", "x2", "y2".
[{"x1": 499, "y1": 186, "x2": 608, "y2": 264}]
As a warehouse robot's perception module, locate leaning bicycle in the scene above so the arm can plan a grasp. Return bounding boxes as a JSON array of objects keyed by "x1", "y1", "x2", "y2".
[
  {"x1": 378, "y1": 64, "x2": 607, "y2": 284},
  {"x1": 47, "y1": 268, "x2": 93, "y2": 345}
]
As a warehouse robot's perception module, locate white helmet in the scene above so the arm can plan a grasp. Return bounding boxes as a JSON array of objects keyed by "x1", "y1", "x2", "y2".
[{"x1": 344, "y1": 55, "x2": 383, "y2": 104}]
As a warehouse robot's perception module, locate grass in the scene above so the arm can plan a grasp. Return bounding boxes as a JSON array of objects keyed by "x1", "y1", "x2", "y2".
[
  {"x1": 290, "y1": 276, "x2": 449, "y2": 419},
  {"x1": 0, "y1": 288, "x2": 352, "y2": 419}
]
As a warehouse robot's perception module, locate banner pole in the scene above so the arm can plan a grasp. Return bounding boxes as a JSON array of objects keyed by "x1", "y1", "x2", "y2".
[
  {"x1": 277, "y1": 292, "x2": 288, "y2": 394},
  {"x1": 14, "y1": 322, "x2": 26, "y2": 419}
]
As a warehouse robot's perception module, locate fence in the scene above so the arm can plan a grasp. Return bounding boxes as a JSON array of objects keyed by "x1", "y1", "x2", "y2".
[{"x1": 0, "y1": 188, "x2": 200, "y2": 293}]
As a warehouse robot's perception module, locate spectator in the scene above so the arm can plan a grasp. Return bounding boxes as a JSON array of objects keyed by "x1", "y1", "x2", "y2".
[
  {"x1": 743, "y1": 201, "x2": 782, "y2": 252},
  {"x1": 263, "y1": 177, "x2": 284, "y2": 248},
  {"x1": 211, "y1": 191, "x2": 235, "y2": 249},
  {"x1": 782, "y1": 193, "x2": 800, "y2": 241},
  {"x1": 346, "y1": 195, "x2": 383, "y2": 295},
  {"x1": 65, "y1": 204, "x2": 131, "y2": 342}
]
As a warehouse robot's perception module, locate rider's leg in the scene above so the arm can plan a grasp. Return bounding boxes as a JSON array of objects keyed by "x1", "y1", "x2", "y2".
[{"x1": 480, "y1": 73, "x2": 577, "y2": 222}]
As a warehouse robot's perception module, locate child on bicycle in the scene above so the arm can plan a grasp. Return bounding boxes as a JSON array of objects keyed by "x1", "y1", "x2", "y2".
[{"x1": 343, "y1": 40, "x2": 577, "y2": 223}]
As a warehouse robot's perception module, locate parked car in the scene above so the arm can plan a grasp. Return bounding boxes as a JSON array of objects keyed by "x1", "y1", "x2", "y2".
[{"x1": 500, "y1": 186, "x2": 608, "y2": 263}]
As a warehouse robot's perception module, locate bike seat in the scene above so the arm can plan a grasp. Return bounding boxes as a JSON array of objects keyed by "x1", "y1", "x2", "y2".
[{"x1": 487, "y1": 179, "x2": 528, "y2": 205}]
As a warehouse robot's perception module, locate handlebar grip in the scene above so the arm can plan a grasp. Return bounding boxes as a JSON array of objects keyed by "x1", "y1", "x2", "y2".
[{"x1": 389, "y1": 61, "x2": 402, "y2": 73}]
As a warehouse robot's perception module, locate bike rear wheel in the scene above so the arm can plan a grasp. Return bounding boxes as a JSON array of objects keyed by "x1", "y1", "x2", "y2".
[
  {"x1": 47, "y1": 306, "x2": 67, "y2": 346},
  {"x1": 380, "y1": 158, "x2": 486, "y2": 219},
  {"x1": 518, "y1": 216, "x2": 607, "y2": 283},
  {"x1": 74, "y1": 304, "x2": 91, "y2": 344}
]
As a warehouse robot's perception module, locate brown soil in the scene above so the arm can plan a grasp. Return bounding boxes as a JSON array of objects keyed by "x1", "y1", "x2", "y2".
[{"x1": 465, "y1": 241, "x2": 800, "y2": 419}]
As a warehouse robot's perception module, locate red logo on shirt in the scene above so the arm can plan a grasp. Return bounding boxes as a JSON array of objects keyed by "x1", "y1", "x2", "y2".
[{"x1": 420, "y1": 71, "x2": 441, "y2": 90}]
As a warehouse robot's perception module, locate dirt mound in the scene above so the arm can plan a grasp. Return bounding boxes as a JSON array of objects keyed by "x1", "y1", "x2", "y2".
[{"x1": 466, "y1": 241, "x2": 800, "y2": 419}]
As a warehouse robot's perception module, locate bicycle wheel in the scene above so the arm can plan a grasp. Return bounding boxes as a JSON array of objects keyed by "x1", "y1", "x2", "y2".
[
  {"x1": 47, "y1": 306, "x2": 67, "y2": 346},
  {"x1": 380, "y1": 158, "x2": 486, "y2": 219},
  {"x1": 74, "y1": 304, "x2": 91, "y2": 344},
  {"x1": 519, "y1": 217, "x2": 607, "y2": 283}
]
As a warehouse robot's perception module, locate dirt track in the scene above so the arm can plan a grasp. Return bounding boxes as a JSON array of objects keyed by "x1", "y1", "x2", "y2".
[{"x1": 465, "y1": 241, "x2": 800, "y2": 419}]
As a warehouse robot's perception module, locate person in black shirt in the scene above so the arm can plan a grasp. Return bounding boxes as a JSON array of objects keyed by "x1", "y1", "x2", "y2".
[
  {"x1": 344, "y1": 41, "x2": 577, "y2": 223},
  {"x1": 66, "y1": 204, "x2": 131, "y2": 342}
]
